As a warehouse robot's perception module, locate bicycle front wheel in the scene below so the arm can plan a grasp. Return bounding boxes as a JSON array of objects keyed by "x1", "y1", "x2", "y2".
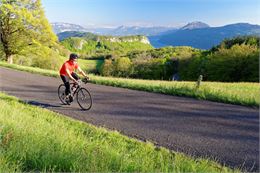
[{"x1": 76, "y1": 88, "x2": 92, "y2": 110}]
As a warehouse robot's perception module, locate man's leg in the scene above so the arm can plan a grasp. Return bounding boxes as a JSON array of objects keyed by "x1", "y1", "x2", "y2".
[
  {"x1": 60, "y1": 75, "x2": 70, "y2": 95},
  {"x1": 71, "y1": 72, "x2": 80, "y2": 80},
  {"x1": 71, "y1": 72, "x2": 80, "y2": 90}
]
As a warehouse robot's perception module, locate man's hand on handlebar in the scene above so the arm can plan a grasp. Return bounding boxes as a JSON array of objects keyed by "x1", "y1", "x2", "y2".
[{"x1": 82, "y1": 77, "x2": 90, "y2": 83}]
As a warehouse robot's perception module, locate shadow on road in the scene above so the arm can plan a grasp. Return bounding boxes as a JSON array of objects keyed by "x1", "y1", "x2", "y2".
[{"x1": 26, "y1": 100, "x2": 62, "y2": 108}]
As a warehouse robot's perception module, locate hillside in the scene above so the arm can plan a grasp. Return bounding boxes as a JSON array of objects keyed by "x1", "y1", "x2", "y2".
[{"x1": 60, "y1": 32, "x2": 153, "y2": 58}]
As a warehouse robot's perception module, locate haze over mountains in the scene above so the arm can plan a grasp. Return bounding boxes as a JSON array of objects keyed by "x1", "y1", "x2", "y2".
[{"x1": 52, "y1": 22, "x2": 260, "y2": 49}]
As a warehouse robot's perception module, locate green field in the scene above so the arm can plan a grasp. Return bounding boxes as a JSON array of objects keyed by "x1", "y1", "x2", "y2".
[
  {"x1": 0, "y1": 92, "x2": 238, "y2": 172},
  {"x1": 0, "y1": 61, "x2": 259, "y2": 107},
  {"x1": 77, "y1": 59, "x2": 103, "y2": 73}
]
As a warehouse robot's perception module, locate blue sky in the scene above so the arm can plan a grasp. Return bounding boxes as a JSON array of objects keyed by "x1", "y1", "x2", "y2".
[{"x1": 42, "y1": 0, "x2": 260, "y2": 27}]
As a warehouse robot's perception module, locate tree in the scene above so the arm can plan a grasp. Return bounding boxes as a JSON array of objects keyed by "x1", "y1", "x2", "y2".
[{"x1": 0, "y1": 0, "x2": 57, "y2": 63}]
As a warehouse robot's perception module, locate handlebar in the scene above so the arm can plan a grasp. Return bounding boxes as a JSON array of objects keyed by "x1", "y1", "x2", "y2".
[
  {"x1": 71, "y1": 78, "x2": 89, "y2": 87},
  {"x1": 82, "y1": 78, "x2": 89, "y2": 84}
]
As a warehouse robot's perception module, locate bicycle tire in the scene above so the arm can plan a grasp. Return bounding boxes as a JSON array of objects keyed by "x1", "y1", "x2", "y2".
[
  {"x1": 58, "y1": 83, "x2": 74, "y2": 104},
  {"x1": 76, "y1": 88, "x2": 92, "y2": 110},
  {"x1": 58, "y1": 84, "x2": 67, "y2": 104}
]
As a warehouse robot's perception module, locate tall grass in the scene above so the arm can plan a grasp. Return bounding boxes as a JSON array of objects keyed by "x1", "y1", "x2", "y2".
[
  {"x1": 90, "y1": 75, "x2": 260, "y2": 107},
  {"x1": 0, "y1": 92, "x2": 237, "y2": 172},
  {"x1": 0, "y1": 61, "x2": 259, "y2": 107}
]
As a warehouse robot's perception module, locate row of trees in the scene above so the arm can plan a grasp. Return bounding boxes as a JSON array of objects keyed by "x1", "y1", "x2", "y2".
[
  {"x1": 101, "y1": 57, "x2": 175, "y2": 80},
  {"x1": 100, "y1": 36, "x2": 259, "y2": 82},
  {"x1": 211, "y1": 35, "x2": 259, "y2": 51},
  {"x1": 179, "y1": 44, "x2": 259, "y2": 82},
  {"x1": 100, "y1": 47, "x2": 200, "y2": 80}
]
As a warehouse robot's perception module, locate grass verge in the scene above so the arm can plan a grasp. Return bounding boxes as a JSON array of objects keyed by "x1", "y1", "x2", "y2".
[
  {"x1": 0, "y1": 92, "x2": 238, "y2": 172},
  {"x1": 0, "y1": 61, "x2": 259, "y2": 107}
]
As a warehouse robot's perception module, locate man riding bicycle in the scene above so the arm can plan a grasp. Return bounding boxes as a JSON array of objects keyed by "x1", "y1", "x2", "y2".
[{"x1": 59, "y1": 53, "x2": 89, "y2": 103}]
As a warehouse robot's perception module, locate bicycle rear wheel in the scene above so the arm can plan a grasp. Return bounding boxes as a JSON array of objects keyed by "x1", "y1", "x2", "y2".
[
  {"x1": 76, "y1": 88, "x2": 92, "y2": 110},
  {"x1": 58, "y1": 84, "x2": 67, "y2": 104},
  {"x1": 58, "y1": 83, "x2": 74, "y2": 104}
]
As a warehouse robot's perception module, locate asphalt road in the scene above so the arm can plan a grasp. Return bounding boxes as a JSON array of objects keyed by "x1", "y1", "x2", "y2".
[{"x1": 0, "y1": 67, "x2": 259, "y2": 171}]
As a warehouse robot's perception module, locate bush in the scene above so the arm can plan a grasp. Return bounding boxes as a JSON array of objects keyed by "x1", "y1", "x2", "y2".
[
  {"x1": 205, "y1": 44, "x2": 259, "y2": 82},
  {"x1": 0, "y1": 49, "x2": 5, "y2": 61},
  {"x1": 131, "y1": 58, "x2": 173, "y2": 80},
  {"x1": 13, "y1": 45, "x2": 64, "y2": 70},
  {"x1": 178, "y1": 55, "x2": 208, "y2": 81},
  {"x1": 100, "y1": 59, "x2": 114, "y2": 76},
  {"x1": 211, "y1": 35, "x2": 260, "y2": 51},
  {"x1": 13, "y1": 54, "x2": 33, "y2": 66},
  {"x1": 114, "y1": 57, "x2": 133, "y2": 77},
  {"x1": 148, "y1": 58, "x2": 166, "y2": 80},
  {"x1": 178, "y1": 41, "x2": 259, "y2": 82}
]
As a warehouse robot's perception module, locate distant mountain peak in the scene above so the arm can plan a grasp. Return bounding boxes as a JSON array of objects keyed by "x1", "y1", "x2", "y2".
[
  {"x1": 223, "y1": 22, "x2": 259, "y2": 28},
  {"x1": 181, "y1": 21, "x2": 210, "y2": 30}
]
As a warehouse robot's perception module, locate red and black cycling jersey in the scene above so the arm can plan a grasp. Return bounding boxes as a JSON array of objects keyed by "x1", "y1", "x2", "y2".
[{"x1": 59, "y1": 60, "x2": 79, "y2": 76}]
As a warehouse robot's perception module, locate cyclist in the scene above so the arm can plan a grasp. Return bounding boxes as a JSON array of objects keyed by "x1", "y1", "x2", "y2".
[{"x1": 59, "y1": 53, "x2": 89, "y2": 103}]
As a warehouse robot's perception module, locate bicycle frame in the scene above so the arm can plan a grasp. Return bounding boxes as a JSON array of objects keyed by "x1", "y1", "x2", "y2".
[
  {"x1": 70, "y1": 79, "x2": 87, "y2": 98},
  {"x1": 70, "y1": 84, "x2": 80, "y2": 98}
]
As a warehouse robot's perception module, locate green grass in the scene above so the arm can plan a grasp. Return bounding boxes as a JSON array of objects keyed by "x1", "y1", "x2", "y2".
[
  {"x1": 0, "y1": 92, "x2": 238, "y2": 172},
  {"x1": 90, "y1": 76, "x2": 260, "y2": 107},
  {"x1": 0, "y1": 61, "x2": 259, "y2": 107},
  {"x1": 78, "y1": 59, "x2": 103, "y2": 73},
  {"x1": 0, "y1": 61, "x2": 58, "y2": 77}
]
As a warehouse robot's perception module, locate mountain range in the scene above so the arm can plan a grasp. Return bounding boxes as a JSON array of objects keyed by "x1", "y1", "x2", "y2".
[
  {"x1": 154, "y1": 22, "x2": 260, "y2": 49},
  {"x1": 51, "y1": 22, "x2": 175, "y2": 36},
  {"x1": 52, "y1": 22, "x2": 260, "y2": 49}
]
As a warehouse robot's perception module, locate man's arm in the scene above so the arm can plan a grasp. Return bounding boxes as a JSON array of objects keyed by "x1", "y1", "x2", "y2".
[{"x1": 77, "y1": 66, "x2": 89, "y2": 79}]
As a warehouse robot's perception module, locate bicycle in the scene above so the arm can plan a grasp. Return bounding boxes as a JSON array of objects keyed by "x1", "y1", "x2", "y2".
[{"x1": 58, "y1": 78, "x2": 92, "y2": 110}]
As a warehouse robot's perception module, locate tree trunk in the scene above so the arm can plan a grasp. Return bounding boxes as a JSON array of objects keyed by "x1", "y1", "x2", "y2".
[{"x1": 6, "y1": 54, "x2": 13, "y2": 64}]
